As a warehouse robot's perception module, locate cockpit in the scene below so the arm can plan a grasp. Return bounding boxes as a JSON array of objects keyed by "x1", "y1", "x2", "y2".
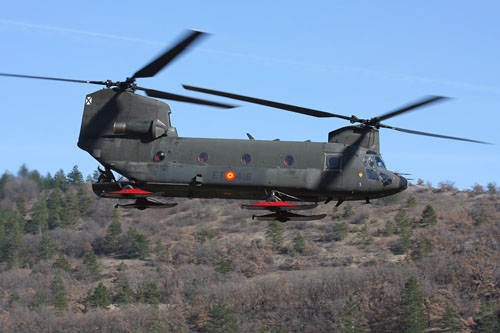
[{"x1": 363, "y1": 150, "x2": 392, "y2": 186}]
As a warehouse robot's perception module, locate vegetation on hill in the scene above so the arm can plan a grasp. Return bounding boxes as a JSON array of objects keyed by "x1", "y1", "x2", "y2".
[{"x1": 0, "y1": 165, "x2": 499, "y2": 332}]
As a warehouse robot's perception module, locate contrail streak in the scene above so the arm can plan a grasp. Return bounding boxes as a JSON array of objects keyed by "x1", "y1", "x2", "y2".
[{"x1": 2, "y1": 19, "x2": 499, "y2": 94}]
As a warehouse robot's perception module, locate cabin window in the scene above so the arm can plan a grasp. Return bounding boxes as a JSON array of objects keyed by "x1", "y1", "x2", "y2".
[
  {"x1": 241, "y1": 153, "x2": 251, "y2": 165},
  {"x1": 198, "y1": 152, "x2": 209, "y2": 163},
  {"x1": 284, "y1": 155, "x2": 294, "y2": 166},
  {"x1": 324, "y1": 154, "x2": 342, "y2": 170},
  {"x1": 328, "y1": 156, "x2": 340, "y2": 169},
  {"x1": 154, "y1": 151, "x2": 165, "y2": 162}
]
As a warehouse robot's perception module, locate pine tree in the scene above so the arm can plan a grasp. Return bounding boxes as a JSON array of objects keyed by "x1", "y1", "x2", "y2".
[
  {"x1": 400, "y1": 276, "x2": 425, "y2": 333},
  {"x1": 32, "y1": 290, "x2": 48, "y2": 308},
  {"x1": 61, "y1": 192, "x2": 80, "y2": 227},
  {"x1": 124, "y1": 227, "x2": 152, "y2": 259},
  {"x1": 343, "y1": 203, "x2": 354, "y2": 219},
  {"x1": 215, "y1": 258, "x2": 232, "y2": 275},
  {"x1": 47, "y1": 188, "x2": 64, "y2": 229},
  {"x1": 333, "y1": 222, "x2": 349, "y2": 241},
  {"x1": 406, "y1": 195, "x2": 417, "y2": 208},
  {"x1": 53, "y1": 169, "x2": 68, "y2": 191},
  {"x1": 196, "y1": 229, "x2": 217, "y2": 243},
  {"x1": 114, "y1": 277, "x2": 134, "y2": 305},
  {"x1": 398, "y1": 227, "x2": 413, "y2": 253},
  {"x1": 153, "y1": 240, "x2": 169, "y2": 263},
  {"x1": 265, "y1": 221, "x2": 285, "y2": 250},
  {"x1": 341, "y1": 296, "x2": 367, "y2": 333},
  {"x1": 76, "y1": 184, "x2": 92, "y2": 215},
  {"x1": 28, "y1": 169, "x2": 42, "y2": 188},
  {"x1": 395, "y1": 209, "x2": 410, "y2": 233},
  {"x1": 476, "y1": 299, "x2": 500, "y2": 332},
  {"x1": 0, "y1": 208, "x2": 27, "y2": 268},
  {"x1": 385, "y1": 220, "x2": 395, "y2": 236},
  {"x1": 206, "y1": 299, "x2": 238, "y2": 333},
  {"x1": 86, "y1": 282, "x2": 111, "y2": 309},
  {"x1": 103, "y1": 209, "x2": 122, "y2": 254},
  {"x1": 67, "y1": 165, "x2": 83, "y2": 184},
  {"x1": 486, "y1": 182, "x2": 497, "y2": 194},
  {"x1": 37, "y1": 235, "x2": 58, "y2": 261},
  {"x1": 53, "y1": 255, "x2": 72, "y2": 272},
  {"x1": 421, "y1": 205, "x2": 437, "y2": 226},
  {"x1": 41, "y1": 172, "x2": 54, "y2": 189},
  {"x1": 0, "y1": 172, "x2": 13, "y2": 199},
  {"x1": 442, "y1": 304, "x2": 461, "y2": 332},
  {"x1": 15, "y1": 195, "x2": 26, "y2": 217},
  {"x1": 83, "y1": 250, "x2": 102, "y2": 281},
  {"x1": 293, "y1": 232, "x2": 305, "y2": 254},
  {"x1": 413, "y1": 237, "x2": 432, "y2": 260},
  {"x1": 142, "y1": 282, "x2": 161, "y2": 305},
  {"x1": 17, "y1": 164, "x2": 29, "y2": 178},
  {"x1": 27, "y1": 195, "x2": 49, "y2": 234},
  {"x1": 50, "y1": 275, "x2": 66, "y2": 310}
]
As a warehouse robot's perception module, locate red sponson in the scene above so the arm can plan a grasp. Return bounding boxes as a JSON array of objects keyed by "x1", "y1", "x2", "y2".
[
  {"x1": 110, "y1": 189, "x2": 152, "y2": 194},
  {"x1": 249, "y1": 201, "x2": 297, "y2": 207}
]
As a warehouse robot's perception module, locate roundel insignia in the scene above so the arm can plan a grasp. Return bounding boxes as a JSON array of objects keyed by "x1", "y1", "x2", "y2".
[
  {"x1": 225, "y1": 171, "x2": 235, "y2": 181},
  {"x1": 359, "y1": 172, "x2": 364, "y2": 178}
]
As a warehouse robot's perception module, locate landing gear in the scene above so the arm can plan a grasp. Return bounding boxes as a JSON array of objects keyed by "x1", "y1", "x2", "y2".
[
  {"x1": 115, "y1": 197, "x2": 177, "y2": 210},
  {"x1": 241, "y1": 190, "x2": 326, "y2": 222},
  {"x1": 97, "y1": 166, "x2": 116, "y2": 183}
]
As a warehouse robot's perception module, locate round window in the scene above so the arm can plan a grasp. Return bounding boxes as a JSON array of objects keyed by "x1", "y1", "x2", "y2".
[
  {"x1": 284, "y1": 155, "x2": 294, "y2": 166},
  {"x1": 241, "y1": 153, "x2": 251, "y2": 165},
  {"x1": 328, "y1": 156, "x2": 339, "y2": 168},
  {"x1": 154, "y1": 151, "x2": 165, "y2": 162},
  {"x1": 198, "y1": 152, "x2": 209, "y2": 163}
]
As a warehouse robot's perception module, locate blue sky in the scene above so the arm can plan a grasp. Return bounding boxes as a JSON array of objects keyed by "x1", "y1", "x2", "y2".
[{"x1": 0, "y1": 1, "x2": 498, "y2": 189}]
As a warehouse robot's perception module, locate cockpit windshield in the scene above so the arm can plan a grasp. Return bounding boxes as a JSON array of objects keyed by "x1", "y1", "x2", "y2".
[
  {"x1": 363, "y1": 152, "x2": 386, "y2": 169},
  {"x1": 376, "y1": 156, "x2": 386, "y2": 169}
]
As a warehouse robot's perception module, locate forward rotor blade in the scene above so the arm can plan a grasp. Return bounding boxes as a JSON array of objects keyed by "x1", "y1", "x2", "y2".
[
  {"x1": 132, "y1": 30, "x2": 206, "y2": 80},
  {"x1": 0, "y1": 73, "x2": 106, "y2": 85},
  {"x1": 137, "y1": 87, "x2": 236, "y2": 109},
  {"x1": 376, "y1": 95, "x2": 449, "y2": 122},
  {"x1": 183, "y1": 84, "x2": 352, "y2": 119},
  {"x1": 378, "y1": 123, "x2": 491, "y2": 144}
]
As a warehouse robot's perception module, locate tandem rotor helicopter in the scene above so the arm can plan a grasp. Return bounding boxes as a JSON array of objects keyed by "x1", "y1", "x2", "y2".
[{"x1": 0, "y1": 30, "x2": 489, "y2": 222}]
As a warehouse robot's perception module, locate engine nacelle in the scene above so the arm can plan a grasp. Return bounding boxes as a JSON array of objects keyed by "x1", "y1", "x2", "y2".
[{"x1": 113, "y1": 119, "x2": 168, "y2": 139}]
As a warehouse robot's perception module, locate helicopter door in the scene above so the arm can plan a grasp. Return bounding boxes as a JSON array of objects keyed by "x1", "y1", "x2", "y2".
[{"x1": 321, "y1": 153, "x2": 343, "y2": 189}]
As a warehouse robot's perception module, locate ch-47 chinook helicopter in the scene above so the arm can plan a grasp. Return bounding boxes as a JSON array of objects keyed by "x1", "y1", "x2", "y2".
[{"x1": 1, "y1": 30, "x2": 489, "y2": 222}]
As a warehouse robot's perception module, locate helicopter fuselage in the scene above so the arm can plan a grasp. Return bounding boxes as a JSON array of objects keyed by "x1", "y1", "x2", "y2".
[{"x1": 80, "y1": 88, "x2": 407, "y2": 202}]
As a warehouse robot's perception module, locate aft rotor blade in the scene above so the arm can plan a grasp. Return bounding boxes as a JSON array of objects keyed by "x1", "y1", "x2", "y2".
[
  {"x1": 0, "y1": 73, "x2": 106, "y2": 85},
  {"x1": 132, "y1": 30, "x2": 206, "y2": 80},
  {"x1": 137, "y1": 87, "x2": 236, "y2": 108},
  {"x1": 378, "y1": 123, "x2": 491, "y2": 144},
  {"x1": 183, "y1": 84, "x2": 352, "y2": 119},
  {"x1": 376, "y1": 95, "x2": 449, "y2": 122}
]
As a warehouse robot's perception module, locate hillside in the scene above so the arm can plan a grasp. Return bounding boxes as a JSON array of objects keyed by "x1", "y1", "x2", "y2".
[{"x1": 0, "y1": 167, "x2": 499, "y2": 332}]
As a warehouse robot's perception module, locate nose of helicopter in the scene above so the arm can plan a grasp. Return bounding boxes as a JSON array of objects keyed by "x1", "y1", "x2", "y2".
[{"x1": 399, "y1": 175, "x2": 408, "y2": 191}]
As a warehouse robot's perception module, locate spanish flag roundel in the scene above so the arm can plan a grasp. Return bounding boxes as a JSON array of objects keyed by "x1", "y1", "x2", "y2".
[{"x1": 225, "y1": 171, "x2": 235, "y2": 181}]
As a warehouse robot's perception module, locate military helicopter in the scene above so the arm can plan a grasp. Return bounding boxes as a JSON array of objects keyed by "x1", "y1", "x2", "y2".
[{"x1": 0, "y1": 30, "x2": 489, "y2": 222}]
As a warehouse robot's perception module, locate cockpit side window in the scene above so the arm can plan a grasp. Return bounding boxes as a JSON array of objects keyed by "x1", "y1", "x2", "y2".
[{"x1": 366, "y1": 168, "x2": 379, "y2": 181}]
